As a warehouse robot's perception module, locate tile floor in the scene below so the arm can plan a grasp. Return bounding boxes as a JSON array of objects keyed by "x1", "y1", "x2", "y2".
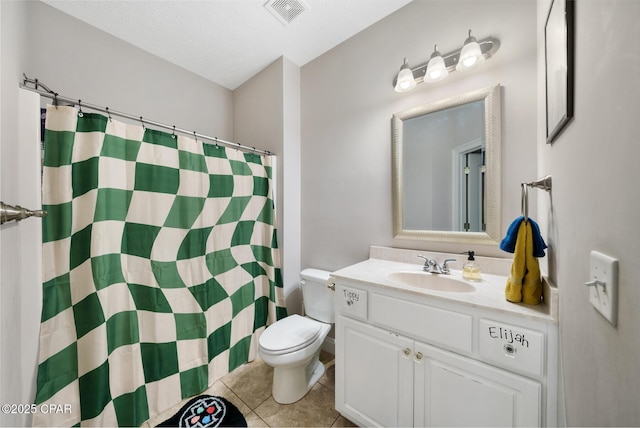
[{"x1": 144, "y1": 351, "x2": 357, "y2": 427}]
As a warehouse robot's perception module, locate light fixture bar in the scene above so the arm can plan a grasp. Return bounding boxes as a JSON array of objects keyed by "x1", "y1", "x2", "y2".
[{"x1": 392, "y1": 37, "x2": 500, "y2": 89}]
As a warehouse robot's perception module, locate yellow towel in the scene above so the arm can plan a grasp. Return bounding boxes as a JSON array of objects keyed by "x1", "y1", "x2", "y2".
[
  {"x1": 505, "y1": 222, "x2": 526, "y2": 302},
  {"x1": 522, "y1": 220, "x2": 543, "y2": 304},
  {"x1": 505, "y1": 221, "x2": 542, "y2": 305}
]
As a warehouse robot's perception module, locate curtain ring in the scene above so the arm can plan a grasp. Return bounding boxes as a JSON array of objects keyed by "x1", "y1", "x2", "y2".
[
  {"x1": 105, "y1": 107, "x2": 112, "y2": 122},
  {"x1": 521, "y1": 183, "x2": 529, "y2": 222},
  {"x1": 172, "y1": 125, "x2": 176, "y2": 139},
  {"x1": 77, "y1": 100, "x2": 84, "y2": 117},
  {"x1": 193, "y1": 131, "x2": 197, "y2": 143},
  {"x1": 53, "y1": 93, "x2": 59, "y2": 109},
  {"x1": 140, "y1": 116, "x2": 145, "y2": 130}
]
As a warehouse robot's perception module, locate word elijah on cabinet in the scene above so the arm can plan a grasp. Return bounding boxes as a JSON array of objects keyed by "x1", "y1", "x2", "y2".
[{"x1": 488, "y1": 326, "x2": 530, "y2": 347}]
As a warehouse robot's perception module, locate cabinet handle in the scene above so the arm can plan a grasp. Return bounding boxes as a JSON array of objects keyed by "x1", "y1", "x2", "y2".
[
  {"x1": 402, "y1": 348, "x2": 411, "y2": 358},
  {"x1": 415, "y1": 351, "x2": 423, "y2": 361},
  {"x1": 327, "y1": 282, "x2": 335, "y2": 291}
]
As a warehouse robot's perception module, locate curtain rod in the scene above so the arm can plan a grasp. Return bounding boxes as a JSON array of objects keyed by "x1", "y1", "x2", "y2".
[{"x1": 20, "y1": 75, "x2": 273, "y2": 156}]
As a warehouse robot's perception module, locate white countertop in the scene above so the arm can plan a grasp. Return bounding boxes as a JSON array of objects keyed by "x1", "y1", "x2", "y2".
[{"x1": 331, "y1": 258, "x2": 558, "y2": 323}]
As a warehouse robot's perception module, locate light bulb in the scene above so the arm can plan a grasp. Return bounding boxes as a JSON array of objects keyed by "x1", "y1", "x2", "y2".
[
  {"x1": 425, "y1": 45, "x2": 448, "y2": 83},
  {"x1": 456, "y1": 30, "x2": 485, "y2": 72},
  {"x1": 394, "y1": 58, "x2": 417, "y2": 92}
]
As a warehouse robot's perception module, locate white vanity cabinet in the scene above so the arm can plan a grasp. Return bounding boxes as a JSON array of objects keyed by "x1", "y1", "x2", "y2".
[
  {"x1": 338, "y1": 315, "x2": 414, "y2": 427},
  {"x1": 414, "y1": 342, "x2": 541, "y2": 427},
  {"x1": 334, "y1": 280, "x2": 557, "y2": 427}
]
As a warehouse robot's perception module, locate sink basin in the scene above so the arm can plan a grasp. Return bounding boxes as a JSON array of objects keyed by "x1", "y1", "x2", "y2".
[{"x1": 387, "y1": 271, "x2": 476, "y2": 293}]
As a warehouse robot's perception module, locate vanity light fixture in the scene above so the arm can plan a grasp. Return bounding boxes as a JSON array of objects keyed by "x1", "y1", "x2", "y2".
[
  {"x1": 425, "y1": 44, "x2": 448, "y2": 83},
  {"x1": 393, "y1": 29, "x2": 500, "y2": 92},
  {"x1": 456, "y1": 30, "x2": 485, "y2": 71},
  {"x1": 394, "y1": 58, "x2": 418, "y2": 93}
]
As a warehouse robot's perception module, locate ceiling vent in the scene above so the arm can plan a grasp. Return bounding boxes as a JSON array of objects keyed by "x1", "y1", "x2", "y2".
[{"x1": 264, "y1": 0, "x2": 309, "y2": 26}]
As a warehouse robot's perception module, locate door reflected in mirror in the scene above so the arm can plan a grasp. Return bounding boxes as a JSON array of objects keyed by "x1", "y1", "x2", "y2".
[{"x1": 392, "y1": 85, "x2": 501, "y2": 244}]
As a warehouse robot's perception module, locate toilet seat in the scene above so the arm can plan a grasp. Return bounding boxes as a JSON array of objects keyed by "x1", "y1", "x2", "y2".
[{"x1": 259, "y1": 315, "x2": 323, "y2": 355}]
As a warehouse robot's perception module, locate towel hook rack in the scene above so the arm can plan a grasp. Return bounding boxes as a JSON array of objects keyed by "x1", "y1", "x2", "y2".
[
  {"x1": 521, "y1": 175, "x2": 552, "y2": 222},
  {"x1": 526, "y1": 175, "x2": 552, "y2": 192}
]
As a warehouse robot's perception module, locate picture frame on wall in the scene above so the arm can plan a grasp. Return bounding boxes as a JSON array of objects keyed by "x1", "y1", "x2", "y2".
[{"x1": 545, "y1": 0, "x2": 575, "y2": 144}]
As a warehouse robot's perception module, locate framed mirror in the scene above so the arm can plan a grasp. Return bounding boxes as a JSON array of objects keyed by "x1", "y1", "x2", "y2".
[{"x1": 392, "y1": 84, "x2": 501, "y2": 244}]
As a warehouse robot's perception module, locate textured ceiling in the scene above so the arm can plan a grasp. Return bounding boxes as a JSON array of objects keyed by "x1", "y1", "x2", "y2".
[{"x1": 42, "y1": 0, "x2": 413, "y2": 90}]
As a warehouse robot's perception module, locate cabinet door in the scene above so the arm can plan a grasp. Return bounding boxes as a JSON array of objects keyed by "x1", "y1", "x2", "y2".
[
  {"x1": 415, "y1": 342, "x2": 541, "y2": 427},
  {"x1": 336, "y1": 315, "x2": 414, "y2": 427}
]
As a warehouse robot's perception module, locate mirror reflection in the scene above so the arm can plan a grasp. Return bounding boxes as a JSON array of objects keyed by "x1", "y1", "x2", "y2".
[
  {"x1": 403, "y1": 100, "x2": 485, "y2": 232},
  {"x1": 392, "y1": 84, "x2": 501, "y2": 244}
]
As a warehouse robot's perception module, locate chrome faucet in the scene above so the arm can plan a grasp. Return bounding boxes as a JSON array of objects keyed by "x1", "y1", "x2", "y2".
[{"x1": 417, "y1": 255, "x2": 457, "y2": 274}]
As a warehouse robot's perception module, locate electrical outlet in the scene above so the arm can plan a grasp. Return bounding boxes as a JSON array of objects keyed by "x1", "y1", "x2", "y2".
[{"x1": 586, "y1": 251, "x2": 618, "y2": 326}]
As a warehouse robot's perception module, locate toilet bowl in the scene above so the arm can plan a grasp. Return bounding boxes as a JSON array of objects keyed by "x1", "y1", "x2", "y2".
[
  {"x1": 258, "y1": 269, "x2": 334, "y2": 404},
  {"x1": 259, "y1": 314, "x2": 331, "y2": 403}
]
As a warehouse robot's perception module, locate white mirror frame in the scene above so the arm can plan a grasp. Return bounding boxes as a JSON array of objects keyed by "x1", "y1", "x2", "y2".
[{"x1": 392, "y1": 84, "x2": 502, "y2": 244}]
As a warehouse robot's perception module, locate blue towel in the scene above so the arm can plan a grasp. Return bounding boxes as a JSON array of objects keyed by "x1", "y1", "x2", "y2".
[{"x1": 500, "y1": 216, "x2": 547, "y2": 257}]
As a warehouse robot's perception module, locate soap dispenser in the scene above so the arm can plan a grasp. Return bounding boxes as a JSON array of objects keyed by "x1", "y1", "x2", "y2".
[{"x1": 462, "y1": 250, "x2": 481, "y2": 281}]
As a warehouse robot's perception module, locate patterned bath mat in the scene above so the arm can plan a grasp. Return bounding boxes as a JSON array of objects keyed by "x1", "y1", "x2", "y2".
[{"x1": 156, "y1": 395, "x2": 247, "y2": 427}]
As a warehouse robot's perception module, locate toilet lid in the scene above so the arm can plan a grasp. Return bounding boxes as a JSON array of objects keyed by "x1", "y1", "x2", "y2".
[{"x1": 259, "y1": 314, "x2": 323, "y2": 354}]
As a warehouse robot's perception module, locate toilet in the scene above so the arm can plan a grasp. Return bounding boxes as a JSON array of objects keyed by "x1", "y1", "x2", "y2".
[{"x1": 258, "y1": 268, "x2": 334, "y2": 404}]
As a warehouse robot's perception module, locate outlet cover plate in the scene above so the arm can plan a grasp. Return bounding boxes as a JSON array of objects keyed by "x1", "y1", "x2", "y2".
[{"x1": 589, "y1": 251, "x2": 618, "y2": 326}]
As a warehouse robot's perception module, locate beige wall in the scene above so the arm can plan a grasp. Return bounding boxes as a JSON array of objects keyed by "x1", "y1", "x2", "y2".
[
  {"x1": 537, "y1": 0, "x2": 640, "y2": 425},
  {"x1": 233, "y1": 57, "x2": 302, "y2": 315},
  {"x1": 0, "y1": 3, "x2": 29, "y2": 426},
  {"x1": 300, "y1": 0, "x2": 538, "y2": 270},
  {"x1": 22, "y1": 1, "x2": 233, "y2": 138}
]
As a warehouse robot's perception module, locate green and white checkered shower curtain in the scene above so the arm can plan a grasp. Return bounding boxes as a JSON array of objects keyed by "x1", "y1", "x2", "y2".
[{"x1": 34, "y1": 105, "x2": 287, "y2": 426}]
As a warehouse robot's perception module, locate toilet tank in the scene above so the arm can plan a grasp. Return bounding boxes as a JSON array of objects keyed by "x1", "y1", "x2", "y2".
[{"x1": 300, "y1": 268, "x2": 334, "y2": 324}]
